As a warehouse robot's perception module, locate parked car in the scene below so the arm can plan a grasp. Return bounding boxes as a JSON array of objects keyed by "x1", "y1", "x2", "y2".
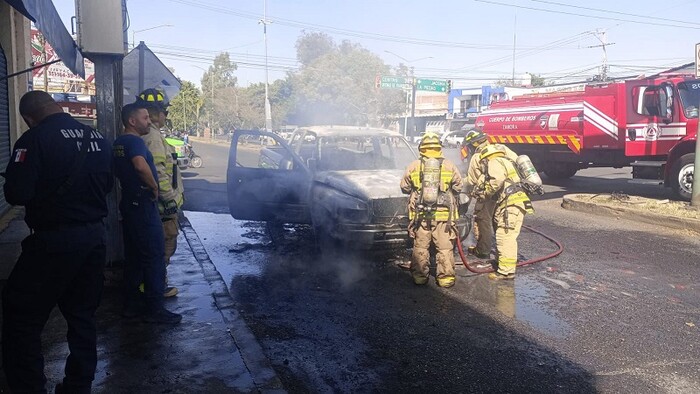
[
  {"x1": 227, "y1": 126, "x2": 418, "y2": 249},
  {"x1": 441, "y1": 130, "x2": 469, "y2": 147}
]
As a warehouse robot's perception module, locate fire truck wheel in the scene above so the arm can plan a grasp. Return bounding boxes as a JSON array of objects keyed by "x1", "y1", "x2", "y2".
[
  {"x1": 671, "y1": 153, "x2": 694, "y2": 201},
  {"x1": 543, "y1": 163, "x2": 578, "y2": 180}
]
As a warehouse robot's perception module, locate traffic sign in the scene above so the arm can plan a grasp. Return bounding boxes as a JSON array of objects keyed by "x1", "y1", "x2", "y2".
[
  {"x1": 379, "y1": 76, "x2": 412, "y2": 89},
  {"x1": 695, "y1": 43, "x2": 700, "y2": 78},
  {"x1": 416, "y1": 78, "x2": 448, "y2": 92}
]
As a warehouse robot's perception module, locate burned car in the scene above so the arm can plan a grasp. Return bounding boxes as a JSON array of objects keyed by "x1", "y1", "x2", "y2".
[{"x1": 226, "y1": 126, "x2": 418, "y2": 249}]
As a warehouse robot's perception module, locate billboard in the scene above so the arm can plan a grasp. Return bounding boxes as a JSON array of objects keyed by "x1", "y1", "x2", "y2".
[{"x1": 31, "y1": 27, "x2": 95, "y2": 95}]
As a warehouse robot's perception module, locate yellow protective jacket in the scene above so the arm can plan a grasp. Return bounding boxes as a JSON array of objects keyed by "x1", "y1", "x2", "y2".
[
  {"x1": 142, "y1": 125, "x2": 184, "y2": 217},
  {"x1": 400, "y1": 158, "x2": 463, "y2": 222},
  {"x1": 475, "y1": 155, "x2": 533, "y2": 214},
  {"x1": 466, "y1": 142, "x2": 518, "y2": 193}
]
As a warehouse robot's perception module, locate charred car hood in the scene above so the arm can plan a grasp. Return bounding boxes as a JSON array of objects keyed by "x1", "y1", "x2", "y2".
[{"x1": 313, "y1": 170, "x2": 405, "y2": 200}]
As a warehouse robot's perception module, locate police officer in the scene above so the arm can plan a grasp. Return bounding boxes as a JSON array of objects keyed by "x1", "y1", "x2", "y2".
[
  {"x1": 471, "y1": 145, "x2": 534, "y2": 280},
  {"x1": 137, "y1": 88, "x2": 184, "y2": 298},
  {"x1": 2, "y1": 91, "x2": 112, "y2": 392},
  {"x1": 113, "y1": 103, "x2": 182, "y2": 324},
  {"x1": 461, "y1": 129, "x2": 518, "y2": 260},
  {"x1": 400, "y1": 133, "x2": 463, "y2": 287}
]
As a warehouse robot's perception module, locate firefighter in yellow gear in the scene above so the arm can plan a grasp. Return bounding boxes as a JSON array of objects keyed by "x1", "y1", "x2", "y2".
[
  {"x1": 400, "y1": 133, "x2": 463, "y2": 287},
  {"x1": 461, "y1": 129, "x2": 518, "y2": 259},
  {"x1": 471, "y1": 144, "x2": 534, "y2": 280},
  {"x1": 137, "y1": 89, "x2": 185, "y2": 297}
]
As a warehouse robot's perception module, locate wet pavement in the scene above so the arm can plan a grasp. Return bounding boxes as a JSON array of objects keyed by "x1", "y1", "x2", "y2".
[
  {"x1": 186, "y1": 197, "x2": 700, "y2": 392},
  {"x1": 0, "y1": 213, "x2": 282, "y2": 393}
]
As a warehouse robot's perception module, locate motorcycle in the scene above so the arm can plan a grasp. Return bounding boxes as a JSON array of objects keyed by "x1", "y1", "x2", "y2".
[{"x1": 185, "y1": 143, "x2": 203, "y2": 168}]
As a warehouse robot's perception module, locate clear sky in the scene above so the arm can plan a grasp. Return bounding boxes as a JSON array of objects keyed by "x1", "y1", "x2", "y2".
[{"x1": 52, "y1": 0, "x2": 700, "y2": 89}]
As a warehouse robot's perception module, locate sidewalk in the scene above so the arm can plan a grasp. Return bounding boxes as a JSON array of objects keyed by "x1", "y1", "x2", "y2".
[
  {"x1": 0, "y1": 211, "x2": 284, "y2": 393},
  {"x1": 189, "y1": 136, "x2": 232, "y2": 146},
  {"x1": 562, "y1": 193, "x2": 700, "y2": 234}
]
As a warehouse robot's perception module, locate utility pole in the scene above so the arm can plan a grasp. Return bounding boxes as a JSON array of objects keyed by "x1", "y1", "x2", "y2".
[
  {"x1": 511, "y1": 13, "x2": 517, "y2": 86},
  {"x1": 410, "y1": 67, "x2": 416, "y2": 137},
  {"x1": 260, "y1": 0, "x2": 272, "y2": 131},
  {"x1": 589, "y1": 29, "x2": 614, "y2": 81}
]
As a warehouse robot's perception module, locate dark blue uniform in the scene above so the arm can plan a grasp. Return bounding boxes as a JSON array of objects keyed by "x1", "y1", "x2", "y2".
[
  {"x1": 2, "y1": 113, "x2": 112, "y2": 393},
  {"x1": 112, "y1": 134, "x2": 165, "y2": 314}
]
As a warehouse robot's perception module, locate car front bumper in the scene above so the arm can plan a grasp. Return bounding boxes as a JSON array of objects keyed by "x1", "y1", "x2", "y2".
[{"x1": 335, "y1": 223, "x2": 410, "y2": 250}]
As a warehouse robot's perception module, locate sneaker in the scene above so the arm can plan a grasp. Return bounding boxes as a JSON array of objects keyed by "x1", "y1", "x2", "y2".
[
  {"x1": 164, "y1": 286, "x2": 179, "y2": 298},
  {"x1": 142, "y1": 308, "x2": 182, "y2": 324},
  {"x1": 488, "y1": 272, "x2": 515, "y2": 281}
]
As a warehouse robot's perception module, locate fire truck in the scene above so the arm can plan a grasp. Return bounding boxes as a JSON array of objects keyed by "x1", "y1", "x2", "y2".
[{"x1": 475, "y1": 72, "x2": 699, "y2": 200}]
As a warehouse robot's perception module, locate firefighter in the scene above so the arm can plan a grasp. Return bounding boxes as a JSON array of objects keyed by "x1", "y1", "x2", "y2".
[
  {"x1": 136, "y1": 88, "x2": 184, "y2": 298},
  {"x1": 460, "y1": 129, "x2": 518, "y2": 259},
  {"x1": 400, "y1": 133, "x2": 463, "y2": 287},
  {"x1": 472, "y1": 145, "x2": 534, "y2": 280}
]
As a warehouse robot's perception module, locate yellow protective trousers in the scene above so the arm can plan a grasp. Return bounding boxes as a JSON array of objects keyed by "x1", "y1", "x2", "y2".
[
  {"x1": 474, "y1": 198, "x2": 496, "y2": 256},
  {"x1": 494, "y1": 205, "x2": 525, "y2": 275},
  {"x1": 411, "y1": 221, "x2": 456, "y2": 282}
]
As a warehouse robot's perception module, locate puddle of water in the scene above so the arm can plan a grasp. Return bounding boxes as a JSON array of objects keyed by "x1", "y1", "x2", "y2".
[
  {"x1": 185, "y1": 211, "x2": 265, "y2": 278},
  {"x1": 515, "y1": 276, "x2": 571, "y2": 338},
  {"x1": 463, "y1": 275, "x2": 570, "y2": 338}
]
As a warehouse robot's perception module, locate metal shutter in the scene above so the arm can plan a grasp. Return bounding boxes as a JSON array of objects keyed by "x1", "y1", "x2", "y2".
[{"x1": 0, "y1": 45, "x2": 11, "y2": 216}]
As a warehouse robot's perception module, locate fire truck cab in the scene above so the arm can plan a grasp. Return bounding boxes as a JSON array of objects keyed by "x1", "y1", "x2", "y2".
[{"x1": 476, "y1": 74, "x2": 698, "y2": 200}]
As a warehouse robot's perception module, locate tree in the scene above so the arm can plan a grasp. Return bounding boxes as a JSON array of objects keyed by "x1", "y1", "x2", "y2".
[
  {"x1": 167, "y1": 80, "x2": 203, "y2": 134},
  {"x1": 295, "y1": 32, "x2": 335, "y2": 66},
  {"x1": 291, "y1": 36, "x2": 404, "y2": 126},
  {"x1": 495, "y1": 72, "x2": 545, "y2": 87},
  {"x1": 201, "y1": 53, "x2": 238, "y2": 132}
]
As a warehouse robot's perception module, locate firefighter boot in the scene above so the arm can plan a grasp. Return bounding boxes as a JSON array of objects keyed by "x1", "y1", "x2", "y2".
[
  {"x1": 413, "y1": 273, "x2": 429, "y2": 285},
  {"x1": 488, "y1": 272, "x2": 515, "y2": 281},
  {"x1": 436, "y1": 275, "x2": 456, "y2": 288}
]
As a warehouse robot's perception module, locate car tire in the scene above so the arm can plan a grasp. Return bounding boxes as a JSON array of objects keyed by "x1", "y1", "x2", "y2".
[
  {"x1": 670, "y1": 153, "x2": 694, "y2": 201},
  {"x1": 543, "y1": 163, "x2": 578, "y2": 179}
]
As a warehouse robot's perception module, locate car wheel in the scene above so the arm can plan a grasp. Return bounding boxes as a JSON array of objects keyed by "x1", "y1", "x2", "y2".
[{"x1": 670, "y1": 153, "x2": 694, "y2": 201}]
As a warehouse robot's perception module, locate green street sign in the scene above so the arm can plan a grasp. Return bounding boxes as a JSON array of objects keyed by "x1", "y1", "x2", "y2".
[
  {"x1": 416, "y1": 78, "x2": 447, "y2": 92},
  {"x1": 379, "y1": 76, "x2": 411, "y2": 89}
]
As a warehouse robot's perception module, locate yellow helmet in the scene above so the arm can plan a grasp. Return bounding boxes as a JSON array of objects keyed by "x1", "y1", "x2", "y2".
[
  {"x1": 418, "y1": 132, "x2": 443, "y2": 158},
  {"x1": 479, "y1": 144, "x2": 506, "y2": 161}
]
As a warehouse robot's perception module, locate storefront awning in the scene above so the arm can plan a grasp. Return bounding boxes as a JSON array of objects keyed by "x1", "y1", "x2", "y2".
[
  {"x1": 4, "y1": 0, "x2": 85, "y2": 78},
  {"x1": 122, "y1": 43, "x2": 181, "y2": 104}
]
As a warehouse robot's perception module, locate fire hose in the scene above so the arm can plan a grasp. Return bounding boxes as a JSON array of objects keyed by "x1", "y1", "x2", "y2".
[{"x1": 455, "y1": 224, "x2": 564, "y2": 274}]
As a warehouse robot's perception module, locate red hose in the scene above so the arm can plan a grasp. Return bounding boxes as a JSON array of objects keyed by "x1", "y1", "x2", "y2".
[{"x1": 456, "y1": 225, "x2": 563, "y2": 274}]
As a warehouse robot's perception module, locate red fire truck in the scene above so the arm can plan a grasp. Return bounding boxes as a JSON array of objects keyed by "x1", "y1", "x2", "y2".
[{"x1": 475, "y1": 72, "x2": 698, "y2": 200}]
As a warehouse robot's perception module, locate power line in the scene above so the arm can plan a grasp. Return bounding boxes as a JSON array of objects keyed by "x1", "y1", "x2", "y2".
[
  {"x1": 474, "y1": 0, "x2": 700, "y2": 30},
  {"x1": 531, "y1": 0, "x2": 700, "y2": 26},
  {"x1": 166, "y1": 0, "x2": 584, "y2": 50}
]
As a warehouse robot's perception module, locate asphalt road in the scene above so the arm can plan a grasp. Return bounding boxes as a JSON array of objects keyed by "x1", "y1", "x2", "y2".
[{"x1": 183, "y1": 141, "x2": 700, "y2": 392}]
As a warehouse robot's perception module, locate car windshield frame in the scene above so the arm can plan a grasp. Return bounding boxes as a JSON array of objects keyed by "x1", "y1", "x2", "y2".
[
  {"x1": 676, "y1": 80, "x2": 700, "y2": 119},
  {"x1": 316, "y1": 135, "x2": 415, "y2": 171}
]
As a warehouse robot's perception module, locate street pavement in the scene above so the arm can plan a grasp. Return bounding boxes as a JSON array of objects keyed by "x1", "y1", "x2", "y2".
[
  {"x1": 0, "y1": 207, "x2": 283, "y2": 393},
  {"x1": 1, "y1": 139, "x2": 698, "y2": 392}
]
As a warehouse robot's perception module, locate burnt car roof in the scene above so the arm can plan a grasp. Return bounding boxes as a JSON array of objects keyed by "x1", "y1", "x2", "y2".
[{"x1": 297, "y1": 125, "x2": 402, "y2": 138}]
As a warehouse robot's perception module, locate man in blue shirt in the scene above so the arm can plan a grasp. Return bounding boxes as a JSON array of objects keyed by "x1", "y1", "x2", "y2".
[
  {"x1": 2, "y1": 91, "x2": 112, "y2": 393},
  {"x1": 113, "y1": 103, "x2": 181, "y2": 325}
]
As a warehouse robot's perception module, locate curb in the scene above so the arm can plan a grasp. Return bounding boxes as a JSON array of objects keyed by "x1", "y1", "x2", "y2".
[
  {"x1": 561, "y1": 194, "x2": 700, "y2": 234},
  {"x1": 179, "y1": 214, "x2": 286, "y2": 393},
  {"x1": 189, "y1": 137, "x2": 231, "y2": 146}
]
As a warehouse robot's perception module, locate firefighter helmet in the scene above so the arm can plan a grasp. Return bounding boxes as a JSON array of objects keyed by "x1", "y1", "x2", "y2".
[
  {"x1": 479, "y1": 144, "x2": 506, "y2": 161},
  {"x1": 137, "y1": 88, "x2": 168, "y2": 111},
  {"x1": 462, "y1": 129, "x2": 488, "y2": 147},
  {"x1": 418, "y1": 132, "x2": 443, "y2": 158}
]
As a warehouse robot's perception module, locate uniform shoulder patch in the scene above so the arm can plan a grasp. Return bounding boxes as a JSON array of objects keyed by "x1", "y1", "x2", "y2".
[{"x1": 13, "y1": 149, "x2": 27, "y2": 163}]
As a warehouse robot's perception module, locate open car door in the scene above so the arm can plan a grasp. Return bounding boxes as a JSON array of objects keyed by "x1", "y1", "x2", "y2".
[{"x1": 227, "y1": 130, "x2": 311, "y2": 224}]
